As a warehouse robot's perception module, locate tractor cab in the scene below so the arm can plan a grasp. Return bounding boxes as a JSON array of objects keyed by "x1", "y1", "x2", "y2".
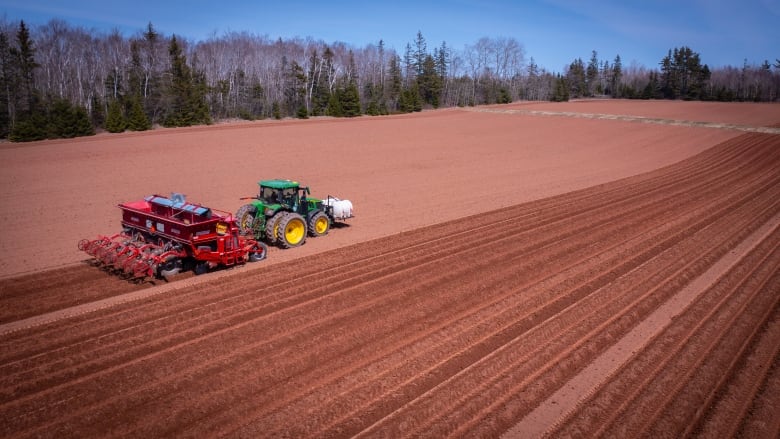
[{"x1": 258, "y1": 179, "x2": 310, "y2": 214}]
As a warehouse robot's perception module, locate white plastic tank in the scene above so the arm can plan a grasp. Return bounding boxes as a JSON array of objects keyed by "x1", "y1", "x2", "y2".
[{"x1": 323, "y1": 196, "x2": 354, "y2": 220}]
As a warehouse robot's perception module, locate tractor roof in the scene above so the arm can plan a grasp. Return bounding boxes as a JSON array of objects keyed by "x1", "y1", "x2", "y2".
[{"x1": 259, "y1": 179, "x2": 300, "y2": 189}]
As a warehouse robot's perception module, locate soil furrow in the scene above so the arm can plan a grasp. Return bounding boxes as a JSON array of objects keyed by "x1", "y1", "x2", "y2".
[
  {"x1": 354, "y1": 184, "x2": 779, "y2": 438},
  {"x1": 693, "y1": 283, "x2": 780, "y2": 438},
  {"x1": 4, "y1": 144, "x2": 759, "y2": 398},
  {"x1": 0, "y1": 129, "x2": 777, "y2": 438},
  {"x1": 603, "y1": 241, "x2": 780, "y2": 438},
  {"x1": 546, "y1": 220, "x2": 780, "y2": 438}
]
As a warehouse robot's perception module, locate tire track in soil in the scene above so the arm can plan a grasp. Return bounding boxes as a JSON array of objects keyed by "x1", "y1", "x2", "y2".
[{"x1": 0, "y1": 133, "x2": 778, "y2": 438}]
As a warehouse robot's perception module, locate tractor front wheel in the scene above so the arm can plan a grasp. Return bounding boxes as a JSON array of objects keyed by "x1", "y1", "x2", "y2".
[
  {"x1": 277, "y1": 213, "x2": 307, "y2": 248},
  {"x1": 235, "y1": 204, "x2": 257, "y2": 236},
  {"x1": 308, "y1": 211, "x2": 330, "y2": 237}
]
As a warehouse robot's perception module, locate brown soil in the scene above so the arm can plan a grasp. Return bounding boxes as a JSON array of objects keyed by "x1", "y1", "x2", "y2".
[{"x1": 0, "y1": 100, "x2": 778, "y2": 437}]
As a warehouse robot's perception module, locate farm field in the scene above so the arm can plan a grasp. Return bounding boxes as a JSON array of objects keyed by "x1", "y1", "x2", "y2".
[{"x1": 0, "y1": 100, "x2": 779, "y2": 437}]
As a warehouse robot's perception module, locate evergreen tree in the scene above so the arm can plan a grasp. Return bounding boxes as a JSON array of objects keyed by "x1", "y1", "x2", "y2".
[
  {"x1": 643, "y1": 71, "x2": 660, "y2": 99},
  {"x1": 105, "y1": 99, "x2": 127, "y2": 133},
  {"x1": 363, "y1": 82, "x2": 380, "y2": 116},
  {"x1": 9, "y1": 110, "x2": 47, "y2": 141},
  {"x1": 127, "y1": 94, "x2": 151, "y2": 130},
  {"x1": 660, "y1": 49, "x2": 676, "y2": 98},
  {"x1": 436, "y1": 42, "x2": 449, "y2": 79},
  {"x1": 413, "y1": 31, "x2": 427, "y2": 77},
  {"x1": 418, "y1": 54, "x2": 443, "y2": 107},
  {"x1": 272, "y1": 101, "x2": 282, "y2": 119},
  {"x1": 11, "y1": 21, "x2": 39, "y2": 115},
  {"x1": 387, "y1": 54, "x2": 403, "y2": 111},
  {"x1": 70, "y1": 105, "x2": 95, "y2": 137},
  {"x1": 399, "y1": 83, "x2": 422, "y2": 112},
  {"x1": 497, "y1": 88, "x2": 511, "y2": 104},
  {"x1": 48, "y1": 98, "x2": 94, "y2": 138},
  {"x1": 313, "y1": 47, "x2": 336, "y2": 115},
  {"x1": 566, "y1": 58, "x2": 586, "y2": 98},
  {"x1": 340, "y1": 82, "x2": 361, "y2": 117},
  {"x1": 8, "y1": 21, "x2": 46, "y2": 142},
  {"x1": 550, "y1": 74, "x2": 569, "y2": 101},
  {"x1": 285, "y1": 60, "x2": 307, "y2": 118},
  {"x1": 0, "y1": 32, "x2": 11, "y2": 138},
  {"x1": 611, "y1": 55, "x2": 623, "y2": 97},
  {"x1": 162, "y1": 35, "x2": 210, "y2": 127},
  {"x1": 325, "y1": 90, "x2": 342, "y2": 116},
  {"x1": 90, "y1": 94, "x2": 105, "y2": 129},
  {"x1": 660, "y1": 46, "x2": 708, "y2": 100},
  {"x1": 586, "y1": 50, "x2": 599, "y2": 96}
]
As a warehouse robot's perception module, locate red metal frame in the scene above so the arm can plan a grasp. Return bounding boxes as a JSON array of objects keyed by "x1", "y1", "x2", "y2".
[{"x1": 79, "y1": 194, "x2": 266, "y2": 278}]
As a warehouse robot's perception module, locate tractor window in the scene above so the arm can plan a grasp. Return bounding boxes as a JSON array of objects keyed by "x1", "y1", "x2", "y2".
[
  {"x1": 261, "y1": 187, "x2": 280, "y2": 202},
  {"x1": 281, "y1": 188, "x2": 297, "y2": 207}
]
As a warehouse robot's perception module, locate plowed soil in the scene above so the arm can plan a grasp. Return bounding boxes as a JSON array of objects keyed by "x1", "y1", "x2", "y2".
[{"x1": 1, "y1": 100, "x2": 779, "y2": 437}]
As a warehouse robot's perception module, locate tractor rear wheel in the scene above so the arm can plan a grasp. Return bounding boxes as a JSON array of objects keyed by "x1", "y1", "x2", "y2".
[
  {"x1": 308, "y1": 211, "x2": 330, "y2": 237},
  {"x1": 265, "y1": 212, "x2": 283, "y2": 244},
  {"x1": 277, "y1": 212, "x2": 307, "y2": 248},
  {"x1": 235, "y1": 204, "x2": 257, "y2": 236}
]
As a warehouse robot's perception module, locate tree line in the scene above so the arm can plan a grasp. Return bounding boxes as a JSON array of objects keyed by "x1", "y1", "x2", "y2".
[{"x1": 1, "y1": 18, "x2": 778, "y2": 141}]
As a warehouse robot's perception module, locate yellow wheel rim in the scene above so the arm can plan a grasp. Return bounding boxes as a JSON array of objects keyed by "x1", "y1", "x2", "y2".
[
  {"x1": 284, "y1": 219, "x2": 305, "y2": 244},
  {"x1": 315, "y1": 217, "x2": 329, "y2": 234}
]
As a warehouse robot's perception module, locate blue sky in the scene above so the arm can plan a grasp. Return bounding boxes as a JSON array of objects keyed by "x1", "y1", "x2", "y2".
[{"x1": 2, "y1": 0, "x2": 778, "y2": 72}]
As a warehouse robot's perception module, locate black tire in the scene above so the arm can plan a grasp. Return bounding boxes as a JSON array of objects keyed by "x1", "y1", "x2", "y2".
[
  {"x1": 248, "y1": 242, "x2": 268, "y2": 262},
  {"x1": 277, "y1": 212, "x2": 307, "y2": 248},
  {"x1": 265, "y1": 212, "x2": 283, "y2": 244},
  {"x1": 194, "y1": 261, "x2": 209, "y2": 275},
  {"x1": 235, "y1": 204, "x2": 257, "y2": 236},
  {"x1": 308, "y1": 211, "x2": 330, "y2": 237},
  {"x1": 159, "y1": 256, "x2": 181, "y2": 278}
]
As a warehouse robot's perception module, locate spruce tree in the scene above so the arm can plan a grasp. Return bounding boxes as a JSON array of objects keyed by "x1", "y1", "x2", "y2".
[
  {"x1": 0, "y1": 32, "x2": 11, "y2": 138},
  {"x1": 71, "y1": 105, "x2": 95, "y2": 137},
  {"x1": 105, "y1": 99, "x2": 127, "y2": 133},
  {"x1": 410, "y1": 83, "x2": 422, "y2": 112},
  {"x1": 127, "y1": 95, "x2": 151, "y2": 130},
  {"x1": 11, "y1": 21, "x2": 39, "y2": 115},
  {"x1": 340, "y1": 82, "x2": 361, "y2": 117},
  {"x1": 387, "y1": 54, "x2": 403, "y2": 111},
  {"x1": 47, "y1": 99, "x2": 94, "y2": 138},
  {"x1": 163, "y1": 35, "x2": 210, "y2": 127},
  {"x1": 326, "y1": 89, "x2": 343, "y2": 117},
  {"x1": 418, "y1": 55, "x2": 443, "y2": 108},
  {"x1": 611, "y1": 55, "x2": 623, "y2": 98},
  {"x1": 9, "y1": 111, "x2": 47, "y2": 141}
]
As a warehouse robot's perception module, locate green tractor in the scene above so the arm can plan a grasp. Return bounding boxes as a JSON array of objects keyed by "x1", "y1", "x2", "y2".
[{"x1": 235, "y1": 179, "x2": 352, "y2": 248}]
